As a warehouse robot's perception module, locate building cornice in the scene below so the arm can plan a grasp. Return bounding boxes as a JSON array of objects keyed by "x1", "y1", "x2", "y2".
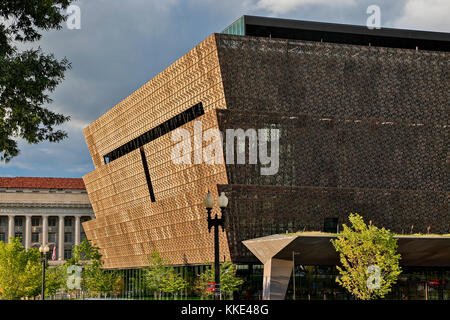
[
  {"x1": 0, "y1": 203, "x2": 94, "y2": 216},
  {"x1": 0, "y1": 202, "x2": 92, "y2": 209}
]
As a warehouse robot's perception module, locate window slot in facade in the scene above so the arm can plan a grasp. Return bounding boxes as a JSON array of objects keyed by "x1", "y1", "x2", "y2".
[
  {"x1": 140, "y1": 148, "x2": 156, "y2": 202},
  {"x1": 103, "y1": 102, "x2": 204, "y2": 164}
]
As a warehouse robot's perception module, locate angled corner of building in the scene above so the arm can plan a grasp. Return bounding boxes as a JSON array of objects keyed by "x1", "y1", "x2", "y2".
[{"x1": 81, "y1": 33, "x2": 231, "y2": 268}]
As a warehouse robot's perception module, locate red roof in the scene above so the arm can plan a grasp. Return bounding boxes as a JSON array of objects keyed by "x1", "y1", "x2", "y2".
[{"x1": 0, "y1": 177, "x2": 86, "y2": 190}]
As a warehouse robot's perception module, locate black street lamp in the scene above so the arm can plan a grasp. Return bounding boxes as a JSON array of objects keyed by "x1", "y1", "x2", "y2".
[
  {"x1": 39, "y1": 244, "x2": 50, "y2": 300},
  {"x1": 204, "y1": 191, "x2": 228, "y2": 300}
]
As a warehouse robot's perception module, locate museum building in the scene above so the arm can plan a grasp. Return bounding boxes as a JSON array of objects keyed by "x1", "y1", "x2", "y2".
[{"x1": 81, "y1": 16, "x2": 449, "y2": 299}]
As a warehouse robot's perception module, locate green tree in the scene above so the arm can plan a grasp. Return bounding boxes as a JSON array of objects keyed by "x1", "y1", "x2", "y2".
[
  {"x1": 65, "y1": 238, "x2": 121, "y2": 298},
  {"x1": 46, "y1": 265, "x2": 67, "y2": 297},
  {"x1": 0, "y1": 237, "x2": 41, "y2": 299},
  {"x1": 68, "y1": 237, "x2": 102, "y2": 265},
  {"x1": 141, "y1": 249, "x2": 188, "y2": 299},
  {"x1": 103, "y1": 271, "x2": 123, "y2": 296},
  {"x1": 161, "y1": 268, "x2": 187, "y2": 299},
  {"x1": 196, "y1": 261, "x2": 243, "y2": 299},
  {"x1": 0, "y1": 0, "x2": 74, "y2": 162},
  {"x1": 142, "y1": 250, "x2": 169, "y2": 299},
  {"x1": 331, "y1": 213, "x2": 402, "y2": 300},
  {"x1": 65, "y1": 238, "x2": 97, "y2": 296},
  {"x1": 85, "y1": 267, "x2": 122, "y2": 298}
]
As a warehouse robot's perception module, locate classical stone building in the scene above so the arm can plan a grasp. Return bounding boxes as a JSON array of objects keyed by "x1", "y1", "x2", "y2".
[
  {"x1": 82, "y1": 16, "x2": 449, "y2": 271},
  {"x1": 0, "y1": 177, "x2": 94, "y2": 260}
]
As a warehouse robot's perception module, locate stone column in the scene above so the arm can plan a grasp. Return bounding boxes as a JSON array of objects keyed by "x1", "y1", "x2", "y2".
[
  {"x1": 42, "y1": 215, "x2": 48, "y2": 246},
  {"x1": 75, "y1": 216, "x2": 81, "y2": 246},
  {"x1": 8, "y1": 215, "x2": 14, "y2": 243},
  {"x1": 262, "y1": 258, "x2": 293, "y2": 300},
  {"x1": 58, "y1": 215, "x2": 64, "y2": 260},
  {"x1": 25, "y1": 216, "x2": 32, "y2": 249}
]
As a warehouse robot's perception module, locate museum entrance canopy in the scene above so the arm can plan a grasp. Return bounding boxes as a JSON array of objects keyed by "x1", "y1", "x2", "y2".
[{"x1": 243, "y1": 233, "x2": 450, "y2": 300}]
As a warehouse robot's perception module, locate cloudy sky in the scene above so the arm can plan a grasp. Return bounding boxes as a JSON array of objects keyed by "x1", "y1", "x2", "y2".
[{"x1": 1, "y1": 0, "x2": 449, "y2": 178}]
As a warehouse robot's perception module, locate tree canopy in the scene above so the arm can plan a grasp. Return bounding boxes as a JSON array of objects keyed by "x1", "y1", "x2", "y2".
[
  {"x1": 65, "y1": 238, "x2": 122, "y2": 297},
  {"x1": 143, "y1": 249, "x2": 169, "y2": 295},
  {"x1": 0, "y1": 0, "x2": 74, "y2": 161},
  {"x1": 195, "y1": 261, "x2": 243, "y2": 299},
  {"x1": 46, "y1": 265, "x2": 67, "y2": 296},
  {"x1": 331, "y1": 213, "x2": 402, "y2": 300},
  {"x1": 0, "y1": 237, "x2": 41, "y2": 299},
  {"x1": 143, "y1": 249, "x2": 187, "y2": 299},
  {"x1": 161, "y1": 268, "x2": 188, "y2": 298}
]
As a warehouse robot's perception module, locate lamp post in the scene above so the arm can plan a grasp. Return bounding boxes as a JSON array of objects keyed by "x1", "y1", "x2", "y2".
[
  {"x1": 39, "y1": 244, "x2": 50, "y2": 300},
  {"x1": 204, "y1": 191, "x2": 228, "y2": 300}
]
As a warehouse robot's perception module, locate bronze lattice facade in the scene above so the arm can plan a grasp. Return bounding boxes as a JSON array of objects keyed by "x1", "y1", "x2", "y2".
[{"x1": 83, "y1": 17, "x2": 449, "y2": 269}]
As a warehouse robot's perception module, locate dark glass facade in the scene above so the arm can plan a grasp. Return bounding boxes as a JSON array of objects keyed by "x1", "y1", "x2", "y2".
[
  {"x1": 79, "y1": 264, "x2": 449, "y2": 300},
  {"x1": 222, "y1": 16, "x2": 245, "y2": 36},
  {"x1": 284, "y1": 266, "x2": 450, "y2": 300}
]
